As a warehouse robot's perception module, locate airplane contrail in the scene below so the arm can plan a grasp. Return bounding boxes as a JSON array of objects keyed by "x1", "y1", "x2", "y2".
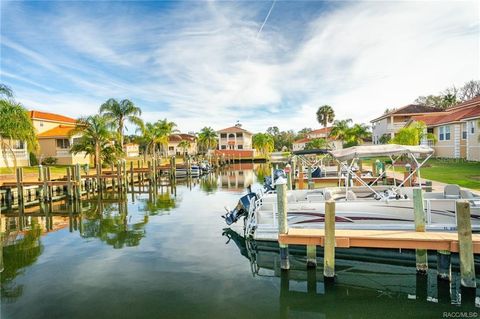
[{"x1": 256, "y1": 0, "x2": 277, "y2": 39}]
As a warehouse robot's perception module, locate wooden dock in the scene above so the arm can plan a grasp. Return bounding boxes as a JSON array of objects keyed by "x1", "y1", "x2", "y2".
[{"x1": 279, "y1": 229, "x2": 480, "y2": 254}]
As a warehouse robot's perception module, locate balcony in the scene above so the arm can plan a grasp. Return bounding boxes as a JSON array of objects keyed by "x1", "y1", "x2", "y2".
[
  {"x1": 56, "y1": 149, "x2": 71, "y2": 157},
  {"x1": 387, "y1": 122, "x2": 408, "y2": 132}
]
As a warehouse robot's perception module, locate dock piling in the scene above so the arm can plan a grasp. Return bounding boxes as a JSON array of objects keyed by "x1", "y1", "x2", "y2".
[
  {"x1": 324, "y1": 200, "x2": 335, "y2": 278},
  {"x1": 456, "y1": 200, "x2": 476, "y2": 288},
  {"x1": 276, "y1": 176, "x2": 289, "y2": 270},
  {"x1": 413, "y1": 188, "x2": 428, "y2": 274},
  {"x1": 306, "y1": 245, "x2": 317, "y2": 268},
  {"x1": 437, "y1": 250, "x2": 451, "y2": 281}
]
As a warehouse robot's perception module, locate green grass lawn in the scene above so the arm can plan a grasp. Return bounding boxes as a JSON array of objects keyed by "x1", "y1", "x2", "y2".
[
  {"x1": 0, "y1": 165, "x2": 71, "y2": 175},
  {"x1": 420, "y1": 159, "x2": 480, "y2": 190}
]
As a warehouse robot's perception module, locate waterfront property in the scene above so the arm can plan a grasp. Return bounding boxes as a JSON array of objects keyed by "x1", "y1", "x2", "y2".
[
  {"x1": 30, "y1": 110, "x2": 90, "y2": 165},
  {"x1": 124, "y1": 143, "x2": 140, "y2": 158},
  {"x1": 0, "y1": 139, "x2": 29, "y2": 168},
  {"x1": 292, "y1": 127, "x2": 343, "y2": 151},
  {"x1": 371, "y1": 104, "x2": 439, "y2": 144},
  {"x1": 409, "y1": 97, "x2": 480, "y2": 160},
  {"x1": 215, "y1": 123, "x2": 256, "y2": 158},
  {"x1": 167, "y1": 133, "x2": 197, "y2": 156}
]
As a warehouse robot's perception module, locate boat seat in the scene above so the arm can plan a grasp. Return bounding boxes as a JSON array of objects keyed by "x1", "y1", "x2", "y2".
[{"x1": 444, "y1": 184, "x2": 461, "y2": 199}]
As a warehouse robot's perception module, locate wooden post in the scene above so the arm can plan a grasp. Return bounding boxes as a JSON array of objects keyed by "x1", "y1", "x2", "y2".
[
  {"x1": 306, "y1": 245, "x2": 317, "y2": 268},
  {"x1": 291, "y1": 160, "x2": 296, "y2": 190},
  {"x1": 437, "y1": 250, "x2": 451, "y2": 281},
  {"x1": 16, "y1": 167, "x2": 24, "y2": 205},
  {"x1": 276, "y1": 176, "x2": 289, "y2": 270},
  {"x1": 456, "y1": 200, "x2": 476, "y2": 288},
  {"x1": 147, "y1": 161, "x2": 152, "y2": 186},
  {"x1": 75, "y1": 164, "x2": 82, "y2": 198},
  {"x1": 67, "y1": 167, "x2": 73, "y2": 199},
  {"x1": 130, "y1": 161, "x2": 134, "y2": 189},
  {"x1": 117, "y1": 161, "x2": 122, "y2": 193},
  {"x1": 324, "y1": 200, "x2": 335, "y2": 278},
  {"x1": 413, "y1": 188, "x2": 427, "y2": 273},
  {"x1": 38, "y1": 165, "x2": 45, "y2": 201},
  {"x1": 298, "y1": 158, "x2": 304, "y2": 190},
  {"x1": 285, "y1": 164, "x2": 292, "y2": 190}
]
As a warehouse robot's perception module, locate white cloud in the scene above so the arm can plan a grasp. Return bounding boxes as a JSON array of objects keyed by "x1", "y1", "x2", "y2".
[{"x1": 1, "y1": 0, "x2": 479, "y2": 133}]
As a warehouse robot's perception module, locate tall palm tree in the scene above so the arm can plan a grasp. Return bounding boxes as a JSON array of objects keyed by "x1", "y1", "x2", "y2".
[
  {"x1": 329, "y1": 119, "x2": 352, "y2": 141},
  {"x1": 138, "y1": 119, "x2": 177, "y2": 158},
  {"x1": 345, "y1": 123, "x2": 371, "y2": 146},
  {"x1": 0, "y1": 84, "x2": 13, "y2": 99},
  {"x1": 177, "y1": 140, "x2": 191, "y2": 157},
  {"x1": 252, "y1": 133, "x2": 274, "y2": 155},
  {"x1": 70, "y1": 115, "x2": 116, "y2": 180},
  {"x1": 0, "y1": 99, "x2": 37, "y2": 169},
  {"x1": 99, "y1": 98, "x2": 143, "y2": 147},
  {"x1": 316, "y1": 105, "x2": 335, "y2": 129},
  {"x1": 198, "y1": 127, "x2": 218, "y2": 155}
]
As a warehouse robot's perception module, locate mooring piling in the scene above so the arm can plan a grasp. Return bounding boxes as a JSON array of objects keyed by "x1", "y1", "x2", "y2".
[
  {"x1": 413, "y1": 188, "x2": 428, "y2": 274},
  {"x1": 437, "y1": 250, "x2": 451, "y2": 281},
  {"x1": 324, "y1": 200, "x2": 335, "y2": 279},
  {"x1": 276, "y1": 175, "x2": 289, "y2": 270},
  {"x1": 456, "y1": 200, "x2": 476, "y2": 288}
]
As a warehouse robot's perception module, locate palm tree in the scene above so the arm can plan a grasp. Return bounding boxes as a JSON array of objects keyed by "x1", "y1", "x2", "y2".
[
  {"x1": 344, "y1": 123, "x2": 371, "y2": 147},
  {"x1": 0, "y1": 99, "x2": 37, "y2": 169},
  {"x1": 177, "y1": 140, "x2": 191, "y2": 157},
  {"x1": 138, "y1": 119, "x2": 177, "y2": 158},
  {"x1": 252, "y1": 133, "x2": 274, "y2": 155},
  {"x1": 316, "y1": 105, "x2": 335, "y2": 129},
  {"x1": 329, "y1": 119, "x2": 352, "y2": 141},
  {"x1": 70, "y1": 115, "x2": 116, "y2": 180},
  {"x1": 0, "y1": 84, "x2": 13, "y2": 99},
  {"x1": 305, "y1": 138, "x2": 329, "y2": 150},
  {"x1": 156, "y1": 119, "x2": 178, "y2": 156},
  {"x1": 198, "y1": 127, "x2": 218, "y2": 155},
  {"x1": 99, "y1": 98, "x2": 143, "y2": 147}
]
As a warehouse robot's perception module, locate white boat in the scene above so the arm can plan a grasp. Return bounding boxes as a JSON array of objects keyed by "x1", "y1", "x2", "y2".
[{"x1": 223, "y1": 144, "x2": 480, "y2": 241}]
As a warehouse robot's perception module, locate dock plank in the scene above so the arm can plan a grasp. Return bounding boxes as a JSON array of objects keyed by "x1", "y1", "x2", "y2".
[{"x1": 278, "y1": 228, "x2": 480, "y2": 254}]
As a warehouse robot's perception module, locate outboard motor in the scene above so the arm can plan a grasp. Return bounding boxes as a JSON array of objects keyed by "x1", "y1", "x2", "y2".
[
  {"x1": 263, "y1": 169, "x2": 287, "y2": 192},
  {"x1": 223, "y1": 188, "x2": 258, "y2": 225}
]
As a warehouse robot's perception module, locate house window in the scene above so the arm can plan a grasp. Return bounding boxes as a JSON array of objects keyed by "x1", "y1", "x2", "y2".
[
  {"x1": 470, "y1": 121, "x2": 476, "y2": 135},
  {"x1": 220, "y1": 133, "x2": 227, "y2": 138},
  {"x1": 221, "y1": 145, "x2": 226, "y2": 150},
  {"x1": 12, "y1": 140, "x2": 25, "y2": 149},
  {"x1": 56, "y1": 139, "x2": 70, "y2": 149},
  {"x1": 72, "y1": 138, "x2": 82, "y2": 145},
  {"x1": 228, "y1": 133, "x2": 235, "y2": 139},
  {"x1": 439, "y1": 126, "x2": 451, "y2": 141},
  {"x1": 237, "y1": 145, "x2": 243, "y2": 149},
  {"x1": 236, "y1": 132, "x2": 243, "y2": 138},
  {"x1": 168, "y1": 146, "x2": 174, "y2": 151},
  {"x1": 462, "y1": 123, "x2": 467, "y2": 140}
]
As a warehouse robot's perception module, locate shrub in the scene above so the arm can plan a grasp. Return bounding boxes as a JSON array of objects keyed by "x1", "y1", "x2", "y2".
[{"x1": 41, "y1": 157, "x2": 57, "y2": 165}]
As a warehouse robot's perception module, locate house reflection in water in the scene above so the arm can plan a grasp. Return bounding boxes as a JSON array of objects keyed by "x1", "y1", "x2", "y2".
[{"x1": 219, "y1": 163, "x2": 254, "y2": 191}]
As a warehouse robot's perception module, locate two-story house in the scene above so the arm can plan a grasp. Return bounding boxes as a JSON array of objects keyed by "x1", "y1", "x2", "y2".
[
  {"x1": 215, "y1": 124, "x2": 254, "y2": 158},
  {"x1": 29, "y1": 111, "x2": 90, "y2": 165},
  {"x1": 292, "y1": 127, "x2": 343, "y2": 151},
  {"x1": 167, "y1": 134, "x2": 197, "y2": 156},
  {"x1": 371, "y1": 105, "x2": 440, "y2": 144}
]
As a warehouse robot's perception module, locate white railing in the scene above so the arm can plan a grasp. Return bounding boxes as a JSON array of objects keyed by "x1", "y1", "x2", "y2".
[
  {"x1": 56, "y1": 149, "x2": 70, "y2": 157},
  {"x1": 1, "y1": 149, "x2": 28, "y2": 159},
  {"x1": 387, "y1": 122, "x2": 408, "y2": 132}
]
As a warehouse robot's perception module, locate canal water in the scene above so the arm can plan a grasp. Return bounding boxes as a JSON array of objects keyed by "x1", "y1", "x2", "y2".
[{"x1": 1, "y1": 164, "x2": 479, "y2": 319}]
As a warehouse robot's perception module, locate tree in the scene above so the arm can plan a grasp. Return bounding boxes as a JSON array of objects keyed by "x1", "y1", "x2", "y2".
[
  {"x1": 296, "y1": 128, "x2": 312, "y2": 140},
  {"x1": 266, "y1": 126, "x2": 295, "y2": 151},
  {"x1": 99, "y1": 98, "x2": 143, "y2": 147},
  {"x1": 138, "y1": 119, "x2": 177, "y2": 158},
  {"x1": 305, "y1": 138, "x2": 329, "y2": 150},
  {"x1": 316, "y1": 105, "x2": 335, "y2": 129},
  {"x1": 329, "y1": 119, "x2": 352, "y2": 141},
  {"x1": 0, "y1": 84, "x2": 13, "y2": 99},
  {"x1": 458, "y1": 80, "x2": 480, "y2": 102},
  {"x1": 0, "y1": 99, "x2": 38, "y2": 169},
  {"x1": 177, "y1": 140, "x2": 191, "y2": 157},
  {"x1": 70, "y1": 115, "x2": 116, "y2": 180},
  {"x1": 252, "y1": 133, "x2": 274, "y2": 155},
  {"x1": 198, "y1": 127, "x2": 218, "y2": 154},
  {"x1": 391, "y1": 121, "x2": 435, "y2": 146},
  {"x1": 379, "y1": 134, "x2": 391, "y2": 144},
  {"x1": 344, "y1": 123, "x2": 371, "y2": 147}
]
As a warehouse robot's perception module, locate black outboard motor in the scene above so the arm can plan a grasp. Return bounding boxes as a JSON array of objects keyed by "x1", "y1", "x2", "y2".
[
  {"x1": 223, "y1": 188, "x2": 258, "y2": 225},
  {"x1": 263, "y1": 169, "x2": 287, "y2": 192}
]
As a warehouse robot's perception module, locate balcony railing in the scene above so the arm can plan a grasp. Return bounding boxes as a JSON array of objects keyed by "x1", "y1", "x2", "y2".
[
  {"x1": 56, "y1": 149, "x2": 71, "y2": 157},
  {"x1": 1, "y1": 149, "x2": 28, "y2": 159},
  {"x1": 387, "y1": 122, "x2": 408, "y2": 132}
]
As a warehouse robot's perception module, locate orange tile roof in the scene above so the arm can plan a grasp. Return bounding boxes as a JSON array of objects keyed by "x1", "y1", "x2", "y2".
[
  {"x1": 411, "y1": 102, "x2": 480, "y2": 126},
  {"x1": 37, "y1": 125, "x2": 76, "y2": 138},
  {"x1": 29, "y1": 110, "x2": 77, "y2": 124},
  {"x1": 309, "y1": 127, "x2": 332, "y2": 135},
  {"x1": 294, "y1": 137, "x2": 311, "y2": 144},
  {"x1": 217, "y1": 125, "x2": 252, "y2": 134},
  {"x1": 168, "y1": 133, "x2": 196, "y2": 142}
]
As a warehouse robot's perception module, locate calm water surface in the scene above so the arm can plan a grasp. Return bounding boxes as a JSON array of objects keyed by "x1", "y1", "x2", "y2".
[{"x1": 2, "y1": 164, "x2": 479, "y2": 319}]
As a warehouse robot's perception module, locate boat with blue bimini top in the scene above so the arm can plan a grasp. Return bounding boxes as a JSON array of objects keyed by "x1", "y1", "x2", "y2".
[{"x1": 222, "y1": 144, "x2": 480, "y2": 241}]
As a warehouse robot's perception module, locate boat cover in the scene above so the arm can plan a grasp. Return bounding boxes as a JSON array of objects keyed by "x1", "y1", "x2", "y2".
[{"x1": 329, "y1": 144, "x2": 434, "y2": 161}]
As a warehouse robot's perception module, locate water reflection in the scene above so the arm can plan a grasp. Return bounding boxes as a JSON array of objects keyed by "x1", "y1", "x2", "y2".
[
  {"x1": 223, "y1": 228, "x2": 480, "y2": 316},
  {"x1": 219, "y1": 163, "x2": 255, "y2": 191}
]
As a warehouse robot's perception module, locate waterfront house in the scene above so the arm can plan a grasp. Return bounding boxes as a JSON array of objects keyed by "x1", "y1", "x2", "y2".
[
  {"x1": 371, "y1": 105, "x2": 440, "y2": 144},
  {"x1": 167, "y1": 134, "x2": 197, "y2": 156},
  {"x1": 215, "y1": 124, "x2": 255, "y2": 158},
  {"x1": 409, "y1": 97, "x2": 480, "y2": 159},
  {"x1": 292, "y1": 127, "x2": 343, "y2": 151},
  {"x1": 0, "y1": 139, "x2": 29, "y2": 168},
  {"x1": 29, "y1": 111, "x2": 90, "y2": 165},
  {"x1": 124, "y1": 143, "x2": 140, "y2": 158}
]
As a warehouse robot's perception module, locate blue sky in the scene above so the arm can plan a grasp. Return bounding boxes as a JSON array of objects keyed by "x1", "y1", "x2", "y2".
[{"x1": 1, "y1": 0, "x2": 479, "y2": 133}]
